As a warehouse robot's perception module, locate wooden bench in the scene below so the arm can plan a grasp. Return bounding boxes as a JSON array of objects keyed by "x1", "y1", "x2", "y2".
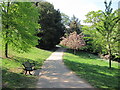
[{"x1": 22, "y1": 61, "x2": 35, "y2": 75}]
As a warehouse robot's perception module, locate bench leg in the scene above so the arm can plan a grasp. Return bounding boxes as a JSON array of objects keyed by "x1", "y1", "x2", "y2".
[
  {"x1": 25, "y1": 70, "x2": 27, "y2": 75},
  {"x1": 29, "y1": 71, "x2": 32, "y2": 75}
]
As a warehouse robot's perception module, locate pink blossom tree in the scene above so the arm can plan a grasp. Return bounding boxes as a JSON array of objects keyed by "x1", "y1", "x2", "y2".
[{"x1": 60, "y1": 31, "x2": 85, "y2": 54}]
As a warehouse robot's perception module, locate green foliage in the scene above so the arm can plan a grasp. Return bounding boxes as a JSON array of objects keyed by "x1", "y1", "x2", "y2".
[
  {"x1": 82, "y1": 25, "x2": 107, "y2": 54},
  {"x1": 1, "y1": 2, "x2": 40, "y2": 54},
  {"x1": 37, "y1": 1, "x2": 65, "y2": 50},
  {"x1": 84, "y1": 10, "x2": 103, "y2": 24},
  {"x1": 83, "y1": 10, "x2": 105, "y2": 54},
  {"x1": 64, "y1": 50, "x2": 119, "y2": 88},
  {"x1": 83, "y1": 1, "x2": 120, "y2": 64}
]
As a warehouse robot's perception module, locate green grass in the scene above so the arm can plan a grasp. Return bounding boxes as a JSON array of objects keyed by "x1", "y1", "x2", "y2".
[
  {"x1": 1, "y1": 47, "x2": 52, "y2": 88},
  {"x1": 63, "y1": 50, "x2": 119, "y2": 89}
]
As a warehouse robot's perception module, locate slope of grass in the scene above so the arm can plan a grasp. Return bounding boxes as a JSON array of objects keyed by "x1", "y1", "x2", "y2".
[
  {"x1": 1, "y1": 47, "x2": 52, "y2": 88},
  {"x1": 63, "y1": 50, "x2": 119, "y2": 89}
]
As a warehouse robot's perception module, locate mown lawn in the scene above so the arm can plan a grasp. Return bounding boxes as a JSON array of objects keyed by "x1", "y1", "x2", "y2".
[
  {"x1": 1, "y1": 47, "x2": 52, "y2": 88},
  {"x1": 63, "y1": 50, "x2": 119, "y2": 89}
]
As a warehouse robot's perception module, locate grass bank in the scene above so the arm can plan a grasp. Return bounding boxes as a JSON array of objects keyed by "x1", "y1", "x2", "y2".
[
  {"x1": 1, "y1": 47, "x2": 52, "y2": 88},
  {"x1": 63, "y1": 50, "x2": 119, "y2": 89}
]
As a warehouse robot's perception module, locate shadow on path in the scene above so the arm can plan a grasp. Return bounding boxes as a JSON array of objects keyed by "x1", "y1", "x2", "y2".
[{"x1": 36, "y1": 48, "x2": 93, "y2": 88}]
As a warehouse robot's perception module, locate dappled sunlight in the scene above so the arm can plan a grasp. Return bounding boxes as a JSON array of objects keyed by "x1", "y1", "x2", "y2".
[
  {"x1": 63, "y1": 80, "x2": 69, "y2": 82},
  {"x1": 8, "y1": 68, "x2": 23, "y2": 73},
  {"x1": 63, "y1": 71, "x2": 73, "y2": 76},
  {"x1": 36, "y1": 48, "x2": 92, "y2": 88},
  {"x1": 41, "y1": 76, "x2": 59, "y2": 80}
]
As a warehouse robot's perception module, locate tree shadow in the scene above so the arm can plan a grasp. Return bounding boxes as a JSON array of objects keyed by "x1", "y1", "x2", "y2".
[
  {"x1": 2, "y1": 68, "x2": 37, "y2": 88},
  {"x1": 64, "y1": 49, "x2": 120, "y2": 88},
  {"x1": 64, "y1": 59, "x2": 119, "y2": 89},
  {"x1": 36, "y1": 45, "x2": 59, "y2": 52},
  {"x1": 67, "y1": 49, "x2": 99, "y2": 59}
]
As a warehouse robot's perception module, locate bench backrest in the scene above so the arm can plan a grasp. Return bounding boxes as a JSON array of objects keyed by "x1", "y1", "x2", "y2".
[{"x1": 23, "y1": 62, "x2": 32, "y2": 68}]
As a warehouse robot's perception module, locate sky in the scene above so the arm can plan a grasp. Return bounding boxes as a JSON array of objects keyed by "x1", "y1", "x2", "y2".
[{"x1": 46, "y1": 0, "x2": 120, "y2": 25}]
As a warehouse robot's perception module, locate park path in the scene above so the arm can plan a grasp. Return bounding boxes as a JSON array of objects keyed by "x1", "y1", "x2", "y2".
[{"x1": 35, "y1": 47, "x2": 93, "y2": 88}]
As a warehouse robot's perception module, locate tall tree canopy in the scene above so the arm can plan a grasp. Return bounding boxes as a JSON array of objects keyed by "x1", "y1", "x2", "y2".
[
  {"x1": 69, "y1": 15, "x2": 81, "y2": 34},
  {"x1": 61, "y1": 15, "x2": 82, "y2": 36},
  {"x1": 1, "y1": 2, "x2": 39, "y2": 57},
  {"x1": 36, "y1": 1, "x2": 65, "y2": 50}
]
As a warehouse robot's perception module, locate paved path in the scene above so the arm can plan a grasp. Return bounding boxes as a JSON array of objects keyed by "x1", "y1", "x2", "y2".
[{"x1": 36, "y1": 47, "x2": 93, "y2": 88}]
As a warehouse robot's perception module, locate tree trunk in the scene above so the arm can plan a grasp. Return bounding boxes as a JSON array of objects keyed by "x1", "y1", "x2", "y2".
[
  {"x1": 109, "y1": 57, "x2": 112, "y2": 68},
  {"x1": 5, "y1": 42, "x2": 8, "y2": 58},
  {"x1": 106, "y1": 31, "x2": 112, "y2": 68},
  {"x1": 108, "y1": 43, "x2": 112, "y2": 68},
  {"x1": 5, "y1": 2, "x2": 10, "y2": 58},
  {"x1": 5, "y1": 24, "x2": 9, "y2": 58}
]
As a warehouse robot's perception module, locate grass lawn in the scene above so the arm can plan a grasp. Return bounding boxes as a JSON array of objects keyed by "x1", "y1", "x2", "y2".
[
  {"x1": 1, "y1": 47, "x2": 52, "y2": 88},
  {"x1": 63, "y1": 49, "x2": 119, "y2": 89}
]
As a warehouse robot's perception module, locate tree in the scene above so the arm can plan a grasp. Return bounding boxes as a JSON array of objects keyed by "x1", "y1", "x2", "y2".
[
  {"x1": 36, "y1": 1, "x2": 64, "y2": 50},
  {"x1": 61, "y1": 13, "x2": 70, "y2": 35},
  {"x1": 54, "y1": 10, "x2": 65, "y2": 44},
  {"x1": 60, "y1": 31, "x2": 85, "y2": 54},
  {"x1": 1, "y1": 2, "x2": 39, "y2": 57},
  {"x1": 96, "y1": 1, "x2": 120, "y2": 68},
  {"x1": 83, "y1": 1, "x2": 120, "y2": 68},
  {"x1": 69, "y1": 15, "x2": 82, "y2": 34}
]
